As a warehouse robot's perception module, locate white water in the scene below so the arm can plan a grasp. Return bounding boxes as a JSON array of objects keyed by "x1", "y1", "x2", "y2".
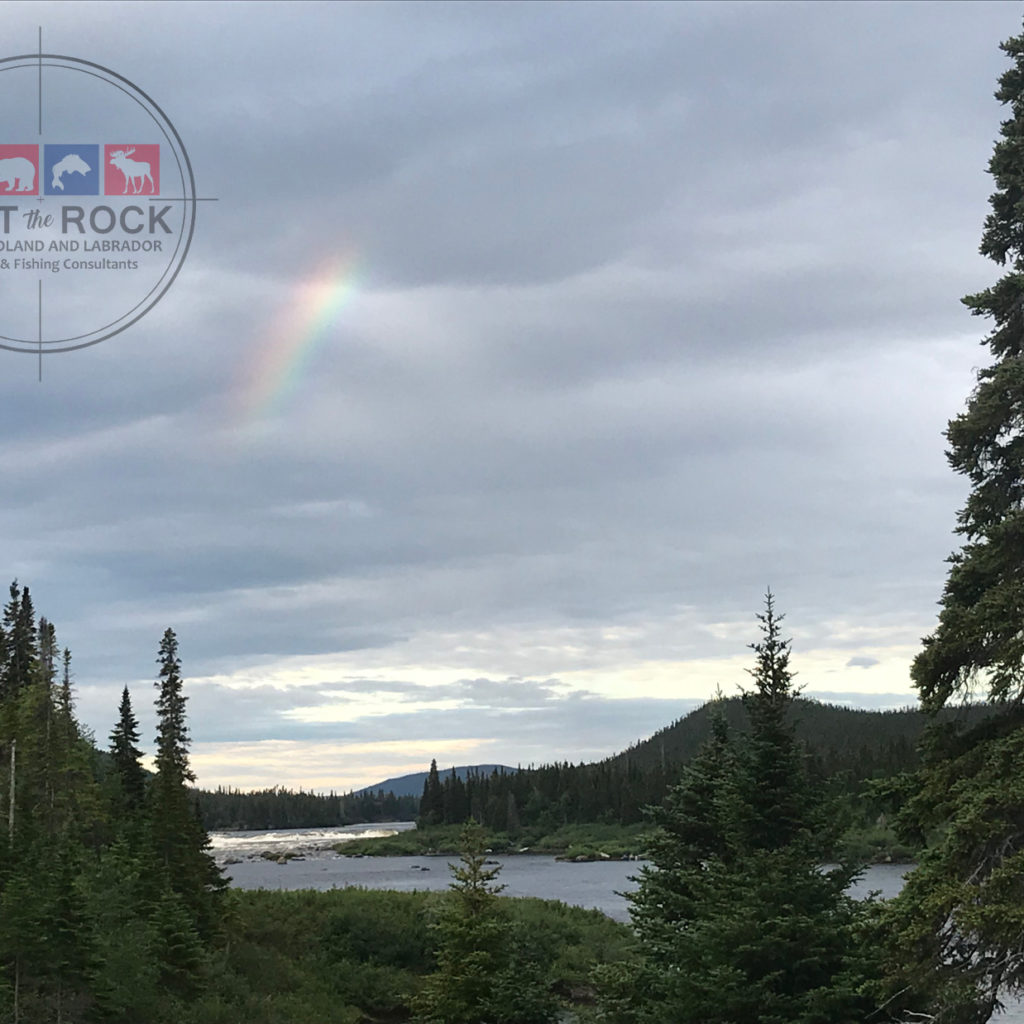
[{"x1": 209, "y1": 820, "x2": 416, "y2": 859}]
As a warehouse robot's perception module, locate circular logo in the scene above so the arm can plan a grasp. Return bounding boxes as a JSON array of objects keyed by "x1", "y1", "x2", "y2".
[{"x1": 0, "y1": 52, "x2": 196, "y2": 353}]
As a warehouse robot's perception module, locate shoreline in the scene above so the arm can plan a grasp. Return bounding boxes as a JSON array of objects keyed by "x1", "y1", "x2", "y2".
[{"x1": 211, "y1": 820, "x2": 916, "y2": 868}]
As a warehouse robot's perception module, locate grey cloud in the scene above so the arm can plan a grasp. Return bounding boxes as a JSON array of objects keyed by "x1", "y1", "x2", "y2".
[
  {"x1": 186, "y1": 679, "x2": 701, "y2": 763},
  {"x1": 846, "y1": 656, "x2": 880, "y2": 669},
  {"x1": 183, "y1": 676, "x2": 586, "y2": 745},
  {"x1": 0, "y1": 2, "x2": 1015, "y2": 781}
]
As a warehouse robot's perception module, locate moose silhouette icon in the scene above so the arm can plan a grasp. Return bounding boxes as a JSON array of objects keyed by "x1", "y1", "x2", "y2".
[{"x1": 108, "y1": 146, "x2": 155, "y2": 195}]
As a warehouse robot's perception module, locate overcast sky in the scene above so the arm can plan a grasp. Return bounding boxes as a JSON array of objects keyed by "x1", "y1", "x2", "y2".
[{"x1": 0, "y1": 0, "x2": 1018, "y2": 792}]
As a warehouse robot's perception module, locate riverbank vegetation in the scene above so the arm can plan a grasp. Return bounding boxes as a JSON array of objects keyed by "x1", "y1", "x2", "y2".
[
  {"x1": 336, "y1": 821, "x2": 651, "y2": 861},
  {"x1": 337, "y1": 816, "x2": 915, "y2": 865},
  {"x1": 186, "y1": 884, "x2": 634, "y2": 1024}
]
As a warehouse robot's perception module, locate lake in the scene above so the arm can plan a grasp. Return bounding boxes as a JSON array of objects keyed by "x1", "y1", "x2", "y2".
[{"x1": 212, "y1": 823, "x2": 1022, "y2": 1020}]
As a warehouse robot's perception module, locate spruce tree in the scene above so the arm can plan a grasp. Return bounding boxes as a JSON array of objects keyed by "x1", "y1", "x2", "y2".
[
  {"x1": 598, "y1": 704, "x2": 736, "y2": 1023},
  {"x1": 912, "y1": 28, "x2": 1024, "y2": 713},
  {"x1": 154, "y1": 629, "x2": 192, "y2": 793},
  {"x1": 150, "y1": 629, "x2": 224, "y2": 938},
  {"x1": 82, "y1": 840, "x2": 163, "y2": 1022},
  {"x1": 419, "y1": 758, "x2": 444, "y2": 826},
  {"x1": 602, "y1": 597, "x2": 873, "y2": 1024},
  {"x1": 880, "y1": 27, "x2": 1024, "y2": 1024},
  {"x1": 110, "y1": 686, "x2": 146, "y2": 815},
  {"x1": 0, "y1": 582, "x2": 36, "y2": 702},
  {"x1": 411, "y1": 819, "x2": 556, "y2": 1024},
  {"x1": 53, "y1": 649, "x2": 79, "y2": 797}
]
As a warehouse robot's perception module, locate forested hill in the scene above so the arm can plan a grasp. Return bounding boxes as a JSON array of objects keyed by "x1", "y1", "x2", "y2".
[
  {"x1": 198, "y1": 699, "x2": 991, "y2": 832},
  {"x1": 355, "y1": 764, "x2": 516, "y2": 798},
  {"x1": 411, "y1": 697, "x2": 996, "y2": 834},
  {"x1": 609, "y1": 696, "x2": 993, "y2": 776}
]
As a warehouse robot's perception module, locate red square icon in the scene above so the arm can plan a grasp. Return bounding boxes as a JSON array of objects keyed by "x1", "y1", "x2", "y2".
[
  {"x1": 104, "y1": 144, "x2": 159, "y2": 196},
  {"x1": 0, "y1": 145, "x2": 39, "y2": 195}
]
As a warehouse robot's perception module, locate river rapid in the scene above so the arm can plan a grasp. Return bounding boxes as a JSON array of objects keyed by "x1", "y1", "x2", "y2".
[{"x1": 211, "y1": 823, "x2": 1023, "y2": 1020}]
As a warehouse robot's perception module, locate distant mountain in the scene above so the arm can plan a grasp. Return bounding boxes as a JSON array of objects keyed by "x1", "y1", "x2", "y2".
[{"x1": 355, "y1": 764, "x2": 517, "y2": 799}]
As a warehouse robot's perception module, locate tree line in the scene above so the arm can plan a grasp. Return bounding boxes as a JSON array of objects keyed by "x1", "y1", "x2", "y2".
[
  {"x1": 194, "y1": 697, "x2": 957, "y2": 841},
  {"x1": 196, "y1": 784, "x2": 419, "y2": 831},
  {"x1": 414, "y1": 700, "x2": 931, "y2": 837}
]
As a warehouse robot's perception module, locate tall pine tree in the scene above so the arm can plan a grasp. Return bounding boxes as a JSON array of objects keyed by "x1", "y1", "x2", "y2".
[
  {"x1": 0, "y1": 582, "x2": 36, "y2": 702},
  {"x1": 419, "y1": 758, "x2": 444, "y2": 826},
  {"x1": 884, "y1": 26, "x2": 1024, "y2": 1023},
  {"x1": 149, "y1": 629, "x2": 224, "y2": 939},
  {"x1": 601, "y1": 596, "x2": 873, "y2": 1024},
  {"x1": 110, "y1": 686, "x2": 147, "y2": 816}
]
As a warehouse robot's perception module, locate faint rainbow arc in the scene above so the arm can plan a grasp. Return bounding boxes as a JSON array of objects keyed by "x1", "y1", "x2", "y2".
[{"x1": 238, "y1": 256, "x2": 360, "y2": 421}]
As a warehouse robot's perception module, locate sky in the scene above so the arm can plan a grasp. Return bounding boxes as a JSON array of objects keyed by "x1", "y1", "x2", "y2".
[{"x1": 0, "y1": 0, "x2": 1018, "y2": 792}]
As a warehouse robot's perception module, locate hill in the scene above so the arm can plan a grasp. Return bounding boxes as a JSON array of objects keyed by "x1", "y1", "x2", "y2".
[
  {"x1": 608, "y1": 696, "x2": 992, "y2": 777},
  {"x1": 355, "y1": 764, "x2": 516, "y2": 799},
  {"x1": 397, "y1": 697, "x2": 999, "y2": 838},
  {"x1": 198, "y1": 700, "x2": 990, "y2": 833}
]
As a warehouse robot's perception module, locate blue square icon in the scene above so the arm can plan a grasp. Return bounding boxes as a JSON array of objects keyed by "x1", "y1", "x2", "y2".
[{"x1": 44, "y1": 144, "x2": 100, "y2": 195}]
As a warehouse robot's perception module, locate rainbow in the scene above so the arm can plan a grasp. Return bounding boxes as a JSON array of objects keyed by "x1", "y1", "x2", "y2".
[{"x1": 237, "y1": 255, "x2": 360, "y2": 421}]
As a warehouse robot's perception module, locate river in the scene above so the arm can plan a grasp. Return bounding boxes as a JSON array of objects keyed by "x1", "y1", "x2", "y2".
[{"x1": 212, "y1": 823, "x2": 1022, "y2": 1020}]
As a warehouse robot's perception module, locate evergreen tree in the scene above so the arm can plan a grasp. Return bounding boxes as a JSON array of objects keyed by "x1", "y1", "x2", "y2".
[
  {"x1": 598, "y1": 704, "x2": 737, "y2": 1023},
  {"x1": 913, "y1": 31, "x2": 1024, "y2": 716},
  {"x1": 150, "y1": 628, "x2": 224, "y2": 938},
  {"x1": 411, "y1": 819, "x2": 557, "y2": 1024},
  {"x1": 883, "y1": 28, "x2": 1024, "y2": 1023},
  {"x1": 419, "y1": 758, "x2": 444, "y2": 826},
  {"x1": 154, "y1": 629, "x2": 191, "y2": 793},
  {"x1": 110, "y1": 686, "x2": 147, "y2": 815},
  {"x1": 149, "y1": 889, "x2": 208, "y2": 1000},
  {"x1": 0, "y1": 582, "x2": 36, "y2": 702},
  {"x1": 443, "y1": 769, "x2": 469, "y2": 825},
  {"x1": 601, "y1": 597, "x2": 874, "y2": 1024},
  {"x1": 36, "y1": 617, "x2": 57, "y2": 693},
  {"x1": 57, "y1": 649, "x2": 73, "y2": 730},
  {"x1": 83, "y1": 840, "x2": 163, "y2": 1023},
  {"x1": 738, "y1": 594, "x2": 814, "y2": 849}
]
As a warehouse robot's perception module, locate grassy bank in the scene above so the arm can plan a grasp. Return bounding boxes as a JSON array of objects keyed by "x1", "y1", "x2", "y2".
[
  {"x1": 336, "y1": 822, "x2": 651, "y2": 860},
  {"x1": 336, "y1": 820, "x2": 918, "y2": 864},
  {"x1": 182, "y1": 887, "x2": 636, "y2": 1024},
  {"x1": 837, "y1": 823, "x2": 917, "y2": 864}
]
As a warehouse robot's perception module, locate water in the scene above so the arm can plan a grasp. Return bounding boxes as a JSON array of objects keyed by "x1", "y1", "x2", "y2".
[
  {"x1": 212, "y1": 824, "x2": 1022, "y2": 1020},
  {"x1": 211, "y1": 820, "x2": 417, "y2": 860},
  {"x1": 226, "y1": 851, "x2": 643, "y2": 922},
  {"x1": 211, "y1": 823, "x2": 913, "y2": 921}
]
